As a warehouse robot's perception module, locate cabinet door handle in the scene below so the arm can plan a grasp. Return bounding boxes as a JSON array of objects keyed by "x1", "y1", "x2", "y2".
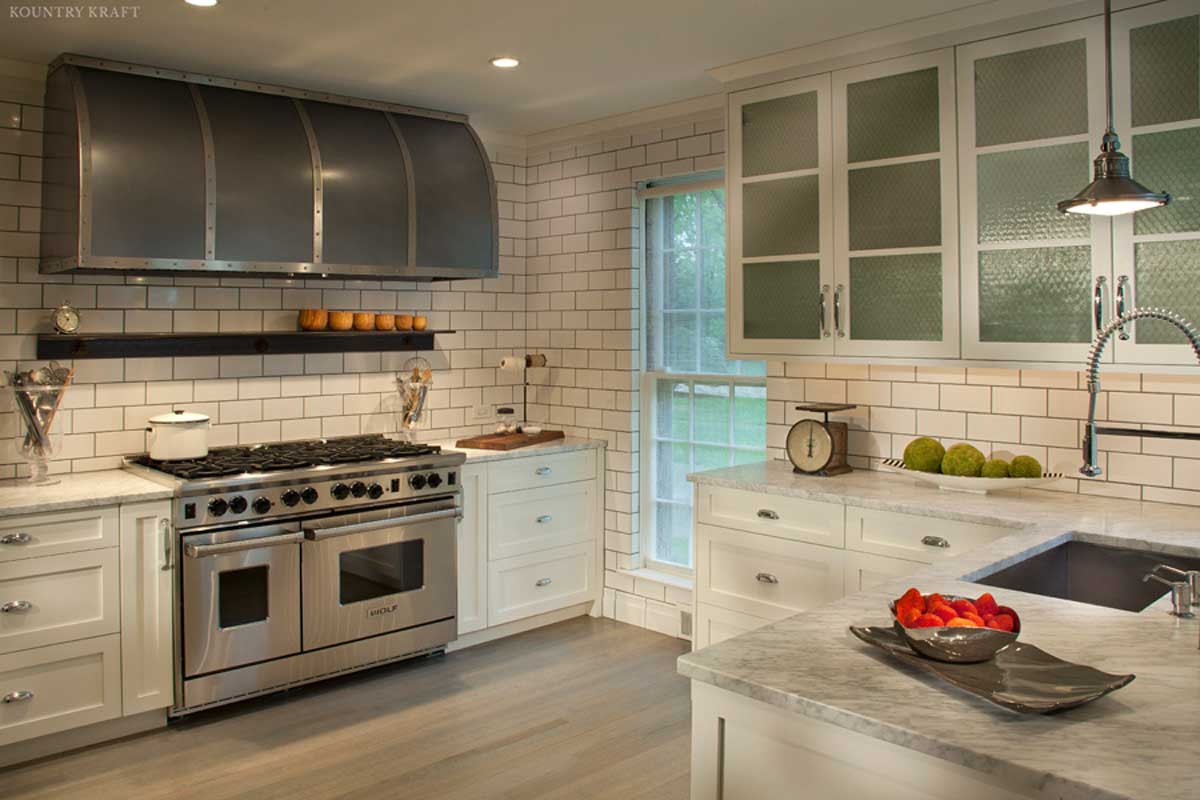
[
  {"x1": 535, "y1": 466, "x2": 552, "y2": 476},
  {"x1": 819, "y1": 284, "x2": 830, "y2": 338},
  {"x1": 2, "y1": 690, "x2": 33, "y2": 704},
  {"x1": 921, "y1": 535, "x2": 950, "y2": 549},
  {"x1": 755, "y1": 572, "x2": 779, "y2": 585},
  {"x1": 1093, "y1": 275, "x2": 1107, "y2": 333},
  {"x1": 0, "y1": 600, "x2": 32, "y2": 613},
  {"x1": 834, "y1": 285, "x2": 845, "y2": 338},
  {"x1": 0, "y1": 533, "x2": 31, "y2": 545},
  {"x1": 535, "y1": 577, "x2": 553, "y2": 587},
  {"x1": 160, "y1": 518, "x2": 173, "y2": 571},
  {"x1": 1116, "y1": 275, "x2": 1131, "y2": 341},
  {"x1": 756, "y1": 509, "x2": 779, "y2": 520},
  {"x1": 536, "y1": 515, "x2": 553, "y2": 524}
]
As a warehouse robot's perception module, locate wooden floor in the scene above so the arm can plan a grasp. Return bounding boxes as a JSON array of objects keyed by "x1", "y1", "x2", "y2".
[{"x1": 2, "y1": 617, "x2": 692, "y2": 800}]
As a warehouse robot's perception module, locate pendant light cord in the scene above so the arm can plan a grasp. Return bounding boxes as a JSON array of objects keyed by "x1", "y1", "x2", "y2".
[{"x1": 1104, "y1": 0, "x2": 1115, "y2": 137}]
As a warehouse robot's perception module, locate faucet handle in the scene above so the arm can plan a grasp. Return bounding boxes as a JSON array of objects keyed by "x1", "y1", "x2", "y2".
[
  {"x1": 1151, "y1": 564, "x2": 1200, "y2": 605},
  {"x1": 1143, "y1": 573, "x2": 1196, "y2": 617}
]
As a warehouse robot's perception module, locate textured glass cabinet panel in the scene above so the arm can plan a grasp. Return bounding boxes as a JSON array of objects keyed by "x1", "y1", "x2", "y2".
[
  {"x1": 742, "y1": 260, "x2": 822, "y2": 340},
  {"x1": 974, "y1": 39, "x2": 1089, "y2": 147},
  {"x1": 1134, "y1": 240, "x2": 1200, "y2": 344},
  {"x1": 1131, "y1": 15, "x2": 1200, "y2": 128},
  {"x1": 1132, "y1": 128, "x2": 1200, "y2": 235},
  {"x1": 978, "y1": 247, "x2": 1092, "y2": 343},
  {"x1": 847, "y1": 68, "x2": 940, "y2": 163},
  {"x1": 741, "y1": 93, "x2": 819, "y2": 177},
  {"x1": 742, "y1": 176, "x2": 820, "y2": 257},
  {"x1": 848, "y1": 160, "x2": 941, "y2": 251},
  {"x1": 849, "y1": 254, "x2": 943, "y2": 341},
  {"x1": 977, "y1": 142, "x2": 1092, "y2": 243}
]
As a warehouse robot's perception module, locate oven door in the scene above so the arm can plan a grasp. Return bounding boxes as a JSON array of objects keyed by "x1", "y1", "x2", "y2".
[
  {"x1": 181, "y1": 524, "x2": 303, "y2": 678},
  {"x1": 301, "y1": 497, "x2": 459, "y2": 651}
]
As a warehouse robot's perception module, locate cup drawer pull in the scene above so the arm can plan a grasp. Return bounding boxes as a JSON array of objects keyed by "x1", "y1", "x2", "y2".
[
  {"x1": 0, "y1": 600, "x2": 32, "y2": 613},
  {"x1": 535, "y1": 577, "x2": 553, "y2": 587},
  {"x1": 755, "y1": 572, "x2": 780, "y2": 585},
  {"x1": 756, "y1": 509, "x2": 779, "y2": 520},
  {"x1": 0, "y1": 533, "x2": 31, "y2": 545},
  {"x1": 2, "y1": 690, "x2": 33, "y2": 704},
  {"x1": 536, "y1": 515, "x2": 553, "y2": 524},
  {"x1": 535, "y1": 466, "x2": 552, "y2": 476},
  {"x1": 921, "y1": 535, "x2": 950, "y2": 549}
]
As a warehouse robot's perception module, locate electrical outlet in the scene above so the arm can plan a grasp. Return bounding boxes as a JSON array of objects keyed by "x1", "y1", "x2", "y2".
[{"x1": 470, "y1": 404, "x2": 494, "y2": 422}]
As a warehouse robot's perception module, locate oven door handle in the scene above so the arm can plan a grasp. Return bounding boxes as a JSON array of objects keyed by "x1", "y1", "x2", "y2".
[
  {"x1": 184, "y1": 532, "x2": 305, "y2": 559},
  {"x1": 303, "y1": 507, "x2": 463, "y2": 542}
]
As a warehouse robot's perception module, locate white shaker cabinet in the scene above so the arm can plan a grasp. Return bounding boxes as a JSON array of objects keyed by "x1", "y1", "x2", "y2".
[
  {"x1": 456, "y1": 464, "x2": 488, "y2": 636},
  {"x1": 119, "y1": 501, "x2": 174, "y2": 716}
]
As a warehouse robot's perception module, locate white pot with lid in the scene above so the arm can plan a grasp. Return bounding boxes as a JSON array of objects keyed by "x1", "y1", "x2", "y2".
[{"x1": 146, "y1": 410, "x2": 210, "y2": 461}]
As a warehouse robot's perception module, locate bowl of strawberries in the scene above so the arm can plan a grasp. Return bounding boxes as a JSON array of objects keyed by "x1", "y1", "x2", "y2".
[{"x1": 889, "y1": 588, "x2": 1021, "y2": 663}]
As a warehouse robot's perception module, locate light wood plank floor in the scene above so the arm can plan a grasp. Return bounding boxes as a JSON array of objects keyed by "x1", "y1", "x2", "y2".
[{"x1": 2, "y1": 617, "x2": 691, "y2": 800}]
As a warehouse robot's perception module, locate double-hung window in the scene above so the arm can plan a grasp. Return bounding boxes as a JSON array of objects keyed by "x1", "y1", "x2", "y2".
[{"x1": 641, "y1": 178, "x2": 766, "y2": 572}]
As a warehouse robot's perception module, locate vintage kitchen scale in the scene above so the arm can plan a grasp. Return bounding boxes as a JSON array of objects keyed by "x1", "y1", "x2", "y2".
[{"x1": 785, "y1": 403, "x2": 856, "y2": 476}]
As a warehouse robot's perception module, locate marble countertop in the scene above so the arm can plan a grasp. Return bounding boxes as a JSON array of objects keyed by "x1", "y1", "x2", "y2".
[
  {"x1": 680, "y1": 461, "x2": 1200, "y2": 800},
  {"x1": 439, "y1": 436, "x2": 605, "y2": 463},
  {"x1": 0, "y1": 470, "x2": 174, "y2": 518}
]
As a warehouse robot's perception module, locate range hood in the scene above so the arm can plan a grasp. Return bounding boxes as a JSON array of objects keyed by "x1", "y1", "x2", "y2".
[{"x1": 40, "y1": 54, "x2": 497, "y2": 280}]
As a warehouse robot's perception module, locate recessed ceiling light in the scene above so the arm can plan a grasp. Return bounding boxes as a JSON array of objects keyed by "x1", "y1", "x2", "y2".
[
  {"x1": 185, "y1": 0, "x2": 219, "y2": 7},
  {"x1": 490, "y1": 57, "x2": 520, "y2": 69}
]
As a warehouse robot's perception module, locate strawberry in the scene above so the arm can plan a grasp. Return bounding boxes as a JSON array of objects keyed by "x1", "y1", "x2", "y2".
[
  {"x1": 950, "y1": 598, "x2": 979, "y2": 617},
  {"x1": 931, "y1": 605, "x2": 958, "y2": 624},
  {"x1": 913, "y1": 613, "x2": 944, "y2": 628},
  {"x1": 975, "y1": 592, "x2": 1000, "y2": 617},
  {"x1": 996, "y1": 606, "x2": 1021, "y2": 633},
  {"x1": 898, "y1": 588, "x2": 925, "y2": 613},
  {"x1": 989, "y1": 613, "x2": 1015, "y2": 632},
  {"x1": 925, "y1": 592, "x2": 947, "y2": 610},
  {"x1": 962, "y1": 611, "x2": 986, "y2": 626},
  {"x1": 947, "y1": 617, "x2": 980, "y2": 627},
  {"x1": 900, "y1": 607, "x2": 922, "y2": 628}
]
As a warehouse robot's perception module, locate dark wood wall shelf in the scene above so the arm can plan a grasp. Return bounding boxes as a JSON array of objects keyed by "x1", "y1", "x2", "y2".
[{"x1": 37, "y1": 330, "x2": 453, "y2": 360}]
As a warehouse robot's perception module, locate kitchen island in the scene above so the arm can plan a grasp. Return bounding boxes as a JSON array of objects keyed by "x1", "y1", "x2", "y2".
[{"x1": 680, "y1": 461, "x2": 1200, "y2": 800}]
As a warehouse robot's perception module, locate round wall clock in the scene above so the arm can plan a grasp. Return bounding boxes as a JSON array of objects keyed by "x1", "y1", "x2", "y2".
[{"x1": 52, "y1": 302, "x2": 80, "y2": 334}]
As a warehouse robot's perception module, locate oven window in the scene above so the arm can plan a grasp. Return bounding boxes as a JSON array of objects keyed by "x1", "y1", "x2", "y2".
[
  {"x1": 339, "y1": 540, "x2": 424, "y2": 605},
  {"x1": 218, "y1": 566, "x2": 270, "y2": 628}
]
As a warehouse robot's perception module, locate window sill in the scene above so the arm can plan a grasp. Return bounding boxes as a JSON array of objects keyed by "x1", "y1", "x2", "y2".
[{"x1": 615, "y1": 566, "x2": 693, "y2": 592}]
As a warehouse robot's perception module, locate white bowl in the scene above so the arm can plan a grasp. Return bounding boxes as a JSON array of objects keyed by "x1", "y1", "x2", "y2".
[{"x1": 880, "y1": 459, "x2": 1065, "y2": 494}]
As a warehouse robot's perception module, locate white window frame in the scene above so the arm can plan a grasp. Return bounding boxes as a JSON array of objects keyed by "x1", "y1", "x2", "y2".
[{"x1": 638, "y1": 176, "x2": 766, "y2": 576}]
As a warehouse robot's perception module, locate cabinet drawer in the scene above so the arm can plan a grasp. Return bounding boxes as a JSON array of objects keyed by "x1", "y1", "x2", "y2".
[
  {"x1": 697, "y1": 486, "x2": 844, "y2": 548},
  {"x1": 695, "y1": 603, "x2": 770, "y2": 650},
  {"x1": 845, "y1": 507, "x2": 1015, "y2": 563},
  {"x1": 489, "y1": 481, "x2": 595, "y2": 560},
  {"x1": 0, "y1": 634, "x2": 122, "y2": 747},
  {"x1": 487, "y1": 449, "x2": 595, "y2": 494},
  {"x1": 488, "y1": 542, "x2": 595, "y2": 626},
  {"x1": 843, "y1": 550, "x2": 924, "y2": 595},
  {"x1": 696, "y1": 524, "x2": 845, "y2": 620},
  {"x1": 0, "y1": 549, "x2": 120, "y2": 655},
  {"x1": 0, "y1": 507, "x2": 118, "y2": 563}
]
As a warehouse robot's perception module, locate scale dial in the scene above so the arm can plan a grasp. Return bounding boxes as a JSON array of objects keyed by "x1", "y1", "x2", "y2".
[
  {"x1": 52, "y1": 302, "x2": 80, "y2": 334},
  {"x1": 786, "y1": 419, "x2": 835, "y2": 474}
]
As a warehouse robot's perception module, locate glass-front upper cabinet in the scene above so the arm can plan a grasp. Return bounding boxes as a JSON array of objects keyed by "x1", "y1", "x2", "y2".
[
  {"x1": 957, "y1": 20, "x2": 1114, "y2": 363},
  {"x1": 1112, "y1": 0, "x2": 1200, "y2": 365},
  {"x1": 728, "y1": 75, "x2": 834, "y2": 357},
  {"x1": 831, "y1": 49, "x2": 960, "y2": 358}
]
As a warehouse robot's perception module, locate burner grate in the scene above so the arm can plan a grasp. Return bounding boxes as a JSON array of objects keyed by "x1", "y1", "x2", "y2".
[{"x1": 130, "y1": 434, "x2": 440, "y2": 478}]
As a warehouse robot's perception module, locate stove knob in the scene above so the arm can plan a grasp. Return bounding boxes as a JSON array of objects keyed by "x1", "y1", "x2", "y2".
[
  {"x1": 229, "y1": 496, "x2": 248, "y2": 514},
  {"x1": 367, "y1": 483, "x2": 384, "y2": 500},
  {"x1": 281, "y1": 489, "x2": 301, "y2": 507},
  {"x1": 301, "y1": 487, "x2": 319, "y2": 505},
  {"x1": 331, "y1": 483, "x2": 350, "y2": 500},
  {"x1": 252, "y1": 497, "x2": 272, "y2": 515},
  {"x1": 426, "y1": 473, "x2": 443, "y2": 489},
  {"x1": 208, "y1": 498, "x2": 228, "y2": 517},
  {"x1": 351, "y1": 481, "x2": 367, "y2": 498},
  {"x1": 408, "y1": 474, "x2": 427, "y2": 490}
]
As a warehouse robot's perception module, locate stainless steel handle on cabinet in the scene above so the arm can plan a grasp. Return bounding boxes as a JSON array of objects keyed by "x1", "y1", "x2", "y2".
[
  {"x1": 535, "y1": 466, "x2": 552, "y2": 476},
  {"x1": 834, "y1": 284, "x2": 845, "y2": 338},
  {"x1": 921, "y1": 535, "x2": 950, "y2": 549},
  {"x1": 756, "y1": 509, "x2": 779, "y2": 520},
  {"x1": 1116, "y1": 275, "x2": 1131, "y2": 341},
  {"x1": 535, "y1": 577, "x2": 553, "y2": 587},
  {"x1": 755, "y1": 572, "x2": 779, "y2": 585},
  {"x1": 536, "y1": 515, "x2": 553, "y2": 524},
  {"x1": 160, "y1": 518, "x2": 172, "y2": 572},
  {"x1": 1093, "y1": 275, "x2": 1107, "y2": 333},
  {"x1": 185, "y1": 532, "x2": 306, "y2": 558},
  {"x1": 0, "y1": 533, "x2": 31, "y2": 545},
  {"x1": 0, "y1": 600, "x2": 32, "y2": 613},
  {"x1": 819, "y1": 284, "x2": 830, "y2": 338},
  {"x1": 2, "y1": 690, "x2": 33, "y2": 704},
  {"x1": 303, "y1": 507, "x2": 462, "y2": 542}
]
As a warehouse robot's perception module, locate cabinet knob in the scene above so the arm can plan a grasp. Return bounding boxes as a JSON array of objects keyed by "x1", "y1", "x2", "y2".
[
  {"x1": 0, "y1": 600, "x2": 32, "y2": 613},
  {"x1": 0, "y1": 533, "x2": 31, "y2": 545},
  {"x1": 2, "y1": 690, "x2": 33, "y2": 704},
  {"x1": 755, "y1": 572, "x2": 780, "y2": 585},
  {"x1": 535, "y1": 577, "x2": 553, "y2": 587},
  {"x1": 536, "y1": 515, "x2": 553, "y2": 524},
  {"x1": 921, "y1": 535, "x2": 950, "y2": 549}
]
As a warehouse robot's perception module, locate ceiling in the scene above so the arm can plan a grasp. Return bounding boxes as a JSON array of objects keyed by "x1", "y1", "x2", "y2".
[{"x1": 2, "y1": 0, "x2": 1010, "y2": 136}]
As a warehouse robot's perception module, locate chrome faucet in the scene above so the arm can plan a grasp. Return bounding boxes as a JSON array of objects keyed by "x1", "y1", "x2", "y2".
[{"x1": 1081, "y1": 307, "x2": 1200, "y2": 477}]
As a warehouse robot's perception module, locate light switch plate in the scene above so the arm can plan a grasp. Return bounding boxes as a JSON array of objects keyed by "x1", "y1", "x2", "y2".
[{"x1": 470, "y1": 404, "x2": 494, "y2": 422}]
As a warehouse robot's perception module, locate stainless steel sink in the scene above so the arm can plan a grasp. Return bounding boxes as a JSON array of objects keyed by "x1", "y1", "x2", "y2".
[{"x1": 975, "y1": 540, "x2": 1200, "y2": 613}]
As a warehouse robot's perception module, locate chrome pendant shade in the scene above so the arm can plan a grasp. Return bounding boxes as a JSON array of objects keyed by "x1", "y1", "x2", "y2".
[{"x1": 1057, "y1": 0, "x2": 1170, "y2": 217}]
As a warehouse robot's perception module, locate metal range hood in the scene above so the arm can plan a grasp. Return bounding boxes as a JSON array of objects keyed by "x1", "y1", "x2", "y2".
[{"x1": 40, "y1": 54, "x2": 498, "y2": 280}]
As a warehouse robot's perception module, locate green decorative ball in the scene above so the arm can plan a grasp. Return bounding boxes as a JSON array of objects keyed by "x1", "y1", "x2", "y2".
[
  {"x1": 903, "y1": 437, "x2": 946, "y2": 473},
  {"x1": 981, "y1": 458, "x2": 1011, "y2": 478},
  {"x1": 1010, "y1": 455, "x2": 1043, "y2": 478},
  {"x1": 941, "y1": 443, "x2": 986, "y2": 477}
]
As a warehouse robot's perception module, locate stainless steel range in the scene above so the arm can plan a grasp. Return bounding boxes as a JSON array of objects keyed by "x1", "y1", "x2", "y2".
[{"x1": 126, "y1": 434, "x2": 464, "y2": 715}]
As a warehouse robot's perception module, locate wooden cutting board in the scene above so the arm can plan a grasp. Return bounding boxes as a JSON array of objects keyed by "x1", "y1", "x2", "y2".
[{"x1": 455, "y1": 430, "x2": 566, "y2": 450}]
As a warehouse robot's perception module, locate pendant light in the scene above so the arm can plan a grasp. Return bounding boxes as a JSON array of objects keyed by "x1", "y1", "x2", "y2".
[{"x1": 1057, "y1": 0, "x2": 1170, "y2": 216}]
